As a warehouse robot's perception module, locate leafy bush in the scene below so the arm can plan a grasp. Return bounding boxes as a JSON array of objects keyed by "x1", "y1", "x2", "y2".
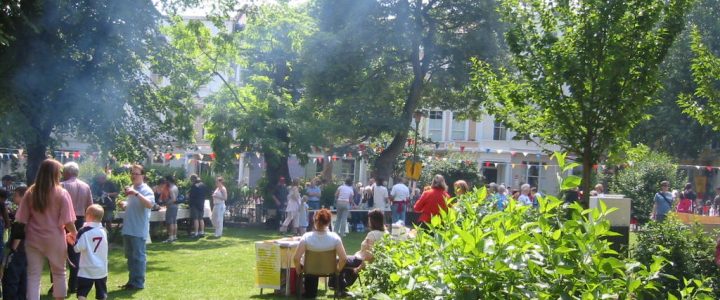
[
  {"x1": 610, "y1": 146, "x2": 685, "y2": 224},
  {"x1": 633, "y1": 217, "x2": 720, "y2": 298},
  {"x1": 355, "y1": 187, "x2": 684, "y2": 299},
  {"x1": 320, "y1": 182, "x2": 339, "y2": 208},
  {"x1": 77, "y1": 158, "x2": 106, "y2": 183},
  {"x1": 145, "y1": 165, "x2": 187, "y2": 185},
  {"x1": 419, "y1": 154, "x2": 481, "y2": 196}
]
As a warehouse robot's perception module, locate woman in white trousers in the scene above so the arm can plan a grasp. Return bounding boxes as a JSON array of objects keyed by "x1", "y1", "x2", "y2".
[{"x1": 211, "y1": 177, "x2": 227, "y2": 237}]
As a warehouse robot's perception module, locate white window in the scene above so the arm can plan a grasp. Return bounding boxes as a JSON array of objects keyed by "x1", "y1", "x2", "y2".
[
  {"x1": 525, "y1": 161, "x2": 543, "y2": 189},
  {"x1": 451, "y1": 114, "x2": 467, "y2": 141},
  {"x1": 341, "y1": 159, "x2": 355, "y2": 182},
  {"x1": 493, "y1": 120, "x2": 507, "y2": 141},
  {"x1": 428, "y1": 110, "x2": 443, "y2": 142}
]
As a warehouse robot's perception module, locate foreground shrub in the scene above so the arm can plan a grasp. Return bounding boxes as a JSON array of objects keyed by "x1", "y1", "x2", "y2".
[
  {"x1": 633, "y1": 217, "x2": 720, "y2": 298},
  {"x1": 354, "y1": 189, "x2": 697, "y2": 299}
]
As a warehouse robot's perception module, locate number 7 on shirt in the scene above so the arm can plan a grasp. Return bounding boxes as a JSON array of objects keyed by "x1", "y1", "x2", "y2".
[{"x1": 92, "y1": 237, "x2": 103, "y2": 253}]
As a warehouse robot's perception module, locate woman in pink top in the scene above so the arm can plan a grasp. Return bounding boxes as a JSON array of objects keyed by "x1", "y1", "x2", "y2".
[{"x1": 16, "y1": 159, "x2": 77, "y2": 300}]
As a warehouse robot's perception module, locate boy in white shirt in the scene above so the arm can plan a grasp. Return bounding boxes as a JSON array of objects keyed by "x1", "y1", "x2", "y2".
[{"x1": 74, "y1": 204, "x2": 109, "y2": 300}]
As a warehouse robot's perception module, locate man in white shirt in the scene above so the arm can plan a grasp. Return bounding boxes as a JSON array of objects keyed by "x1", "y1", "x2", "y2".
[
  {"x1": 390, "y1": 177, "x2": 410, "y2": 224},
  {"x1": 373, "y1": 178, "x2": 389, "y2": 224}
]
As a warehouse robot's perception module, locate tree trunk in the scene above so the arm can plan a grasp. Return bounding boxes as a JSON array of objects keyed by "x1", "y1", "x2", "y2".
[
  {"x1": 25, "y1": 141, "x2": 47, "y2": 185},
  {"x1": 262, "y1": 128, "x2": 292, "y2": 198},
  {"x1": 321, "y1": 152, "x2": 334, "y2": 183},
  {"x1": 373, "y1": 131, "x2": 410, "y2": 182}
]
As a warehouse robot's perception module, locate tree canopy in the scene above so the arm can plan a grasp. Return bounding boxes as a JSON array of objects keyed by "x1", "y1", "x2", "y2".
[
  {"x1": 302, "y1": 0, "x2": 504, "y2": 181},
  {"x1": 0, "y1": 0, "x2": 196, "y2": 182},
  {"x1": 472, "y1": 0, "x2": 694, "y2": 203}
]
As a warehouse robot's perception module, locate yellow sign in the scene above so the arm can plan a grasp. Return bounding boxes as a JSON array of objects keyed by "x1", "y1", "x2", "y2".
[
  {"x1": 255, "y1": 242, "x2": 281, "y2": 289},
  {"x1": 405, "y1": 159, "x2": 423, "y2": 180}
]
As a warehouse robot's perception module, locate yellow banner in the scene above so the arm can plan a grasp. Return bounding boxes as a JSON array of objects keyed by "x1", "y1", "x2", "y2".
[
  {"x1": 405, "y1": 160, "x2": 423, "y2": 180},
  {"x1": 255, "y1": 242, "x2": 281, "y2": 289}
]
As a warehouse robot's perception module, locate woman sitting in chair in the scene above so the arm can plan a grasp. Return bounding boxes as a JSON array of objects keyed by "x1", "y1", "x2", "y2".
[
  {"x1": 332, "y1": 209, "x2": 388, "y2": 294},
  {"x1": 294, "y1": 208, "x2": 347, "y2": 298}
]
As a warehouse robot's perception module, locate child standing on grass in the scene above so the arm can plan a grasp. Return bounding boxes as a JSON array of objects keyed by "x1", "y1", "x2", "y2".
[
  {"x1": 280, "y1": 179, "x2": 301, "y2": 235},
  {"x1": 298, "y1": 195, "x2": 309, "y2": 235},
  {"x1": 2, "y1": 186, "x2": 28, "y2": 299},
  {"x1": 73, "y1": 204, "x2": 108, "y2": 300}
]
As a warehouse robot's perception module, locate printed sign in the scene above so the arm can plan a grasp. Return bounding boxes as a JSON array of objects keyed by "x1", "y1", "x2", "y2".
[{"x1": 255, "y1": 242, "x2": 281, "y2": 289}]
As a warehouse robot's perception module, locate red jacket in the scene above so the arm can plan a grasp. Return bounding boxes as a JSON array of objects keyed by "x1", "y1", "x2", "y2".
[{"x1": 414, "y1": 187, "x2": 450, "y2": 223}]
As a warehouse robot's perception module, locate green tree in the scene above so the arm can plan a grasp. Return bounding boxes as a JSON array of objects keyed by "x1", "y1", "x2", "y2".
[
  {"x1": 609, "y1": 145, "x2": 685, "y2": 224},
  {"x1": 678, "y1": 27, "x2": 720, "y2": 129},
  {"x1": 472, "y1": 0, "x2": 694, "y2": 204},
  {"x1": 630, "y1": 0, "x2": 720, "y2": 159},
  {"x1": 303, "y1": 0, "x2": 504, "y2": 181},
  {"x1": 161, "y1": 2, "x2": 317, "y2": 205},
  {"x1": 0, "y1": 0, "x2": 196, "y2": 183}
]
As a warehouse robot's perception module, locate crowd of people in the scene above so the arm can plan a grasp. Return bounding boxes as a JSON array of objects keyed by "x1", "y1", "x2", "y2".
[
  {"x1": 0, "y1": 160, "x2": 236, "y2": 300},
  {"x1": 652, "y1": 181, "x2": 720, "y2": 222}
]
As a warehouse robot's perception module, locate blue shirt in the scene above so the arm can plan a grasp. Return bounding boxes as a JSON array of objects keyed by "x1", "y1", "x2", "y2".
[
  {"x1": 121, "y1": 183, "x2": 155, "y2": 239},
  {"x1": 654, "y1": 191, "x2": 673, "y2": 218},
  {"x1": 306, "y1": 186, "x2": 321, "y2": 202}
]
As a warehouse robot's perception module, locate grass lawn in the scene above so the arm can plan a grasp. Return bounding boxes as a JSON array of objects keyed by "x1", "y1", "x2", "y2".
[{"x1": 37, "y1": 225, "x2": 366, "y2": 300}]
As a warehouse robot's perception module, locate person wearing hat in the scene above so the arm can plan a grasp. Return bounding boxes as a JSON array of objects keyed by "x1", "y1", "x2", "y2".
[{"x1": 652, "y1": 181, "x2": 674, "y2": 222}]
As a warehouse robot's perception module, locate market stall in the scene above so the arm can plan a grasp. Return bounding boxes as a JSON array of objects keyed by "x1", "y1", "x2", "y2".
[{"x1": 255, "y1": 237, "x2": 300, "y2": 296}]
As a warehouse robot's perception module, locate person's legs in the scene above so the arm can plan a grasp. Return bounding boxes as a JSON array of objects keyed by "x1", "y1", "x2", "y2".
[
  {"x1": 339, "y1": 256, "x2": 363, "y2": 292},
  {"x1": 76, "y1": 277, "x2": 92, "y2": 300},
  {"x1": 280, "y1": 212, "x2": 293, "y2": 233},
  {"x1": 391, "y1": 202, "x2": 400, "y2": 224},
  {"x1": 124, "y1": 235, "x2": 146, "y2": 288},
  {"x1": 336, "y1": 202, "x2": 349, "y2": 236},
  {"x1": 25, "y1": 246, "x2": 44, "y2": 300},
  {"x1": 68, "y1": 216, "x2": 85, "y2": 293},
  {"x1": 3, "y1": 252, "x2": 24, "y2": 299},
  {"x1": 47, "y1": 240, "x2": 68, "y2": 299},
  {"x1": 215, "y1": 203, "x2": 225, "y2": 237},
  {"x1": 303, "y1": 275, "x2": 319, "y2": 298},
  {"x1": 95, "y1": 278, "x2": 108, "y2": 300}
]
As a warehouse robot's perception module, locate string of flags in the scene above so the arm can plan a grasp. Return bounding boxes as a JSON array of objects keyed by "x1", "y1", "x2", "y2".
[{"x1": 3, "y1": 145, "x2": 720, "y2": 173}]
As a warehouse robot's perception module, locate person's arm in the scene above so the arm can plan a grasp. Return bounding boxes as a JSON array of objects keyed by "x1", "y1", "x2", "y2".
[
  {"x1": 335, "y1": 187, "x2": 341, "y2": 200},
  {"x1": 414, "y1": 192, "x2": 429, "y2": 212},
  {"x1": 73, "y1": 230, "x2": 87, "y2": 253},
  {"x1": 293, "y1": 241, "x2": 306, "y2": 273},
  {"x1": 2, "y1": 204, "x2": 9, "y2": 229},
  {"x1": 651, "y1": 194, "x2": 658, "y2": 219},
  {"x1": 65, "y1": 222, "x2": 77, "y2": 245},
  {"x1": 272, "y1": 188, "x2": 281, "y2": 206},
  {"x1": 335, "y1": 241, "x2": 347, "y2": 272},
  {"x1": 128, "y1": 187, "x2": 155, "y2": 209}
]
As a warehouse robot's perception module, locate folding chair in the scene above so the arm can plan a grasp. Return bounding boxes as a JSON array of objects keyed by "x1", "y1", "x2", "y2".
[{"x1": 297, "y1": 249, "x2": 339, "y2": 299}]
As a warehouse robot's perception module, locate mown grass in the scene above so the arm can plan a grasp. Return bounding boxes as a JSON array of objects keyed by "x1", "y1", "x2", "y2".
[{"x1": 37, "y1": 225, "x2": 365, "y2": 300}]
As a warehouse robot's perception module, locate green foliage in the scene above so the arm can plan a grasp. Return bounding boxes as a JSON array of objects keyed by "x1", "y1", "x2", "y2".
[
  {"x1": 419, "y1": 155, "x2": 481, "y2": 196},
  {"x1": 0, "y1": 0, "x2": 196, "y2": 183},
  {"x1": 303, "y1": 0, "x2": 504, "y2": 180},
  {"x1": 610, "y1": 145, "x2": 686, "y2": 224},
  {"x1": 77, "y1": 158, "x2": 106, "y2": 184},
  {"x1": 320, "y1": 182, "x2": 339, "y2": 209},
  {"x1": 144, "y1": 165, "x2": 187, "y2": 186},
  {"x1": 678, "y1": 27, "x2": 720, "y2": 130},
  {"x1": 633, "y1": 217, "x2": 720, "y2": 298},
  {"x1": 356, "y1": 188, "x2": 672, "y2": 299},
  {"x1": 471, "y1": 0, "x2": 695, "y2": 202},
  {"x1": 629, "y1": 0, "x2": 720, "y2": 159}
]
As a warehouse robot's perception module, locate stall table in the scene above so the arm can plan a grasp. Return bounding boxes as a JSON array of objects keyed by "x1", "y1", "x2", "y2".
[
  {"x1": 114, "y1": 200, "x2": 212, "y2": 241},
  {"x1": 254, "y1": 237, "x2": 300, "y2": 296}
]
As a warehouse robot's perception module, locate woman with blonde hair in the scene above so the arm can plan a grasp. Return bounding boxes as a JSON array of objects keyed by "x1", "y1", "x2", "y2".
[{"x1": 16, "y1": 159, "x2": 77, "y2": 300}]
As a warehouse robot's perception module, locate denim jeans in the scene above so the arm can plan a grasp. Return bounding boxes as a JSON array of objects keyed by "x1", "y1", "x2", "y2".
[
  {"x1": 391, "y1": 202, "x2": 406, "y2": 224},
  {"x1": 335, "y1": 201, "x2": 350, "y2": 236},
  {"x1": 307, "y1": 201, "x2": 320, "y2": 210},
  {"x1": 123, "y1": 235, "x2": 147, "y2": 288}
]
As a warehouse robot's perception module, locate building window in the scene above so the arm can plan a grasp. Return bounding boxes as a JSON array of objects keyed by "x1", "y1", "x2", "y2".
[
  {"x1": 525, "y1": 161, "x2": 543, "y2": 189},
  {"x1": 428, "y1": 110, "x2": 443, "y2": 142},
  {"x1": 341, "y1": 159, "x2": 355, "y2": 182},
  {"x1": 315, "y1": 159, "x2": 324, "y2": 176},
  {"x1": 451, "y1": 114, "x2": 466, "y2": 141},
  {"x1": 493, "y1": 121, "x2": 507, "y2": 141}
]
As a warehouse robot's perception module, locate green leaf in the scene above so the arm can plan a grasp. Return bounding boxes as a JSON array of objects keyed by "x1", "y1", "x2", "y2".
[
  {"x1": 561, "y1": 175, "x2": 582, "y2": 190},
  {"x1": 552, "y1": 229, "x2": 562, "y2": 240}
]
